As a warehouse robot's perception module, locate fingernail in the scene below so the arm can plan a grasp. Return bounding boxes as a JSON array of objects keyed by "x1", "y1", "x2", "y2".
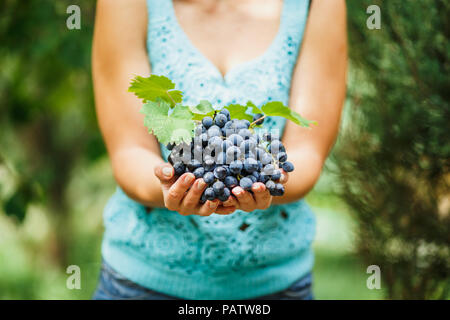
[
  {"x1": 184, "y1": 174, "x2": 194, "y2": 184},
  {"x1": 252, "y1": 184, "x2": 261, "y2": 192},
  {"x1": 280, "y1": 174, "x2": 286, "y2": 182},
  {"x1": 233, "y1": 187, "x2": 242, "y2": 195},
  {"x1": 197, "y1": 179, "x2": 206, "y2": 190},
  {"x1": 162, "y1": 166, "x2": 172, "y2": 177},
  {"x1": 209, "y1": 201, "x2": 217, "y2": 209}
]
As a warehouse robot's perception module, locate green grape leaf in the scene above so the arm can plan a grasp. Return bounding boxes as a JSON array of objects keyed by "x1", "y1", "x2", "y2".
[
  {"x1": 189, "y1": 100, "x2": 214, "y2": 114},
  {"x1": 261, "y1": 101, "x2": 317, "y2": 127},
  {"x1": 224, "y1": 104, "x2": 253, "y2": 122},
  {"x1": 246, "y1": 101, "x2": 262, "y2": 114},
  {"x1": 190, "y1": 100, "x2": 216, "y2": 120},
  {"x1": 129, "y1": 75, "x2": 183, "y2": 107},
  {"x1": 140, "y1": 99, "x2": 195, "y2": 144}
]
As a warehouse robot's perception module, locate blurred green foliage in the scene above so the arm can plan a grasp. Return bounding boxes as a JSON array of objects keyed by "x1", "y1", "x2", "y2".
[
  {"x1": 0, "y1": 0, "x2": 103, "y2": 265},
  {"x1": 333, "y1": 0, "x2": 450, "y2": 299},
  {"x1": 0, "y1": 1, "x2": 447, "y2": 299}
]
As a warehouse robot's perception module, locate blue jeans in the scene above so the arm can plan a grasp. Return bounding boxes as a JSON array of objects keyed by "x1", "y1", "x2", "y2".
[{"x1": 93, "y1": 260, "x2": 314, "y2": 300}]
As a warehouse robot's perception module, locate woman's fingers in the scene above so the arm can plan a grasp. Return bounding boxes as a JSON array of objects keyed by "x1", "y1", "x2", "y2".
[
  {"x1": 222, "y1": 195, "x2": 239, "y2": 208},
  {"x1": 214, "y1": 205, "x2": 237, "y2": 215},
  {"x1": 232, "y1": 186, "x2": 256, "y2": 212},
  {"x1": 197, "y1": 200, "x2": 219, "y2": 216},
  {"x1": 165, "y1": 173, "x2": 195, "y2": 211},
  {"x1": 154, "y1": 163, "x2": 175, "y2": 190},
  {"x1": 252, "y1": 182, "x2": 272, "y2": 209},
  {"x1": 279, "y1": 169, "x2": 289, "y2": 184},
  {"x1": 181, "y1": 178, "x2": 207, "y2": 209}
]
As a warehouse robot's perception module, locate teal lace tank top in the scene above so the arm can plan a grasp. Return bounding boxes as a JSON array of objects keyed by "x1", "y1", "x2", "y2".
[{"x1": 101, "y1": 0, "x2": 315, "y2": 299}]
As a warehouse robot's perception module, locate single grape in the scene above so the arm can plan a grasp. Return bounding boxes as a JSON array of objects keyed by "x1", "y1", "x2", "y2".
[
  {"x1": 213, "y1": 181, "x2": 225, "y2": 195},
  {"x1": 277, "y1": 152, "x2": 288, "y2": 163},
  {"x1": 204, "y1": 187, "x2": 216, "y2": 201},
  {"x1": 203, "y1": 171, "x2": 215, "y2": 185},
  {"x1": 219, "y1": 109, "x2": 231, "y2": 120},
  {"x1": 202, "y1": 116, "x2": 213, "y2": 129},
  {"x1": 253, "y1": 113, "x2": 264, "y2": 125},
  {"x1": 208, "y1": 136, "x2": 222, "y2": 148},
  {"x1": 244, "y1": 158, "x2": 258, "y2": 172},
  {"x1": 228, "y1": 133, "x2": 244, "y2": 147},
  {"x1": 238, "y1": 129, "x2": 252, "y2": 140},
  {"x1": 207, "y1": 125, "x2": 222, "y2": 138},
  {"x1": 200, "y1": 193, "x2": 207, "y2": 203},
  {"x1": 187, "y1": 159, "x2": 202, "y2": 172},
  {"x1": 247, "y1": 175, "x2": 257, "y2": 183},
  {"x1": 268, "y1": 140, "x2": 285, "y2": 154},
  {"x1": 226, "y1": 146, "x2": 241, "y2": 162},
  {"x1": 271, "y1": 170, "x2": 281, "y2": 181},
  {"x1": 252, "y1": 171, "x2": 260, "y2": 181},
  {"x1": 259, "y1": 172, "x2": 270, "y2": 183},
  {"x1": 230, "y1": 160, "x2": 243, "y2": 174},
  {"x1": 204, "y1": 158, "x2": 215, "y2": 172},
  {"x1": 275, "y1": 183, "x2": 285, "y2": 196},
  {"x1": 214, "y1": 166, "x2": 227, "y2": 180},
  {"x1": 224, "y1": 176, "x2": 238, "y2": 188},
  {"x1": 240, "y1": 139, "x2": 256, "y2": 154},
  {"x1": 263, "y1": 164, "x2": 275, "y2": 175},
  {"x1": 193, "y1": 167, "x2": 205, "y2": 179},
  {"x1": 224, "y1": 120, "x2": 233, "y2": 130},
  {"x1": 218, "y1": 187, "x2": 231, "y2": 201},
  {"x1": 173, "y1": 162, "x2": 186, "y2": 176},
  {"x1": 239, "y1": 177, "x2": 253, "y2": 190},
  {"x1": 216, "y1": 152, "x2": 226, "y2": 164},
  {"x1": 261, "y1": 153, "x2": 273, "y2": 165},
  {"x1": 282, "y1": 161, "x2": 294, "y2": 172},
  {"x1": 265, "y1": 180, "x2": 276, "y2": 194},
  {"x1": 215, "y1": 113, "x2": 228, "y2": 128}
]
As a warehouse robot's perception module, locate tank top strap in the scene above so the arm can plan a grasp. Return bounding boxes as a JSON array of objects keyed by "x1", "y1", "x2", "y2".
[
  {"x1": 146, "y1": 0, "x2": 173, "y2": 24},
  {"x1": 276, "y1": 0, "x2": 310, "y2": 57}
]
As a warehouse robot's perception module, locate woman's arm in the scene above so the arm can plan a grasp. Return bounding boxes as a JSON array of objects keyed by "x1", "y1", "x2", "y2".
[
  {"x1": 92, "y1": 0, "x2": 231, "y2": 215},
  {"x1": 273, "y1": 0, "x2": 347, "y2": 204},
  {"x1": 93, "y1": 0, "x2": 176, "y2": 208}
]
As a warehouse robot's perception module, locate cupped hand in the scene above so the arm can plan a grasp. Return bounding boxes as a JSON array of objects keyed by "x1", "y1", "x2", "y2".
[
  {"x1": 222, "y1": 169, "x2": 289, "y2": 212},
  {"x1": 154, "y1": 163, "x2": 237, "y2": 216}
]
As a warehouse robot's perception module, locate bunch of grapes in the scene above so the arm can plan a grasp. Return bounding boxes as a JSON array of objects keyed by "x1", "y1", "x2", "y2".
[{"x1": 167, "y1": 109, "x2": 294, "y2": 203}]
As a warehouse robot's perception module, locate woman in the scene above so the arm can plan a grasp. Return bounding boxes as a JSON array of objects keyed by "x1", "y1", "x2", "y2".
[{"x1": 92, "y1": 0, "x2": 346, "y2": 300}]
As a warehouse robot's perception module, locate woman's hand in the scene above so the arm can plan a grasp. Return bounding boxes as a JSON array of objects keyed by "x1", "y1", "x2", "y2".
[
  {"x1": 222, "y1": 170, "x2": 289, "y2": 212},
  {"x1": 154, "y1": 163, "x2": 237, "y2": 216}
]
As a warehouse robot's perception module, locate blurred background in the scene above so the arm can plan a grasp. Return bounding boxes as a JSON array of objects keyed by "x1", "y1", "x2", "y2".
[{"x1": 0, "y1": 0, "x2": 448, "y2": 299}]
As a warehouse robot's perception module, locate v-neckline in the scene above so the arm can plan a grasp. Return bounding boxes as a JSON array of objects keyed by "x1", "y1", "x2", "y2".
[{"x1": 168, "y1": 0, "x2": 287, "y2": 83}]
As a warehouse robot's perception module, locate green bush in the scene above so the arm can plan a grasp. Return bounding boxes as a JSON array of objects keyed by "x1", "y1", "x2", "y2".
[{"x1": 333, "y1": 1, "x2": 450, "y2": 299}]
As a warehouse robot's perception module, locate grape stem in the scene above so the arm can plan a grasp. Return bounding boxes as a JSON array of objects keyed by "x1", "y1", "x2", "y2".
[{"x1": 250, "y1": 115, "x2": 267, "y2": 127}]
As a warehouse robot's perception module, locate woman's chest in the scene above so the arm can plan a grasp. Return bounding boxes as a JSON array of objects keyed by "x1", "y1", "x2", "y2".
[{"x1": 172, "y1": 0, "x2": 283, "y2": 78}]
